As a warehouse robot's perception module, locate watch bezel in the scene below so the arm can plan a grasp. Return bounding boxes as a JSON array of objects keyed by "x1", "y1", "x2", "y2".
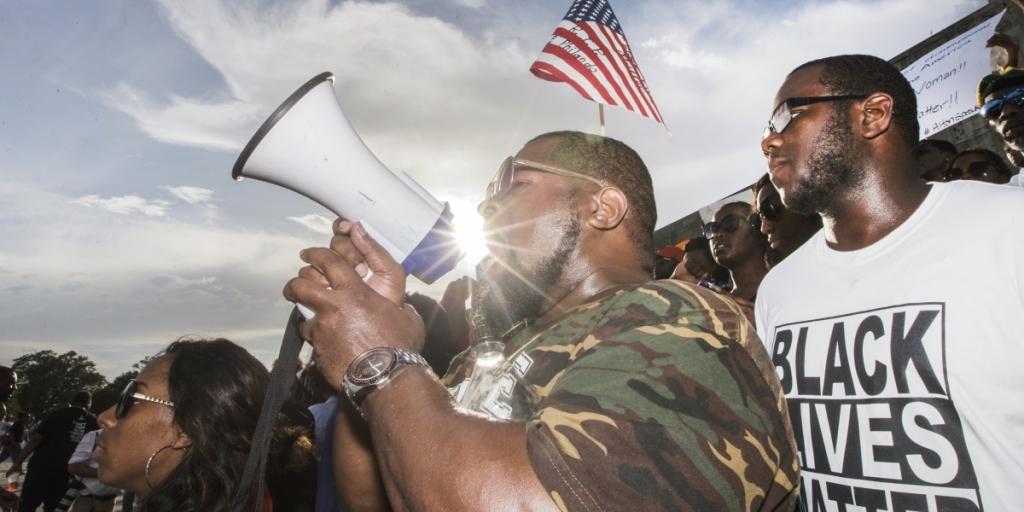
[{"x1": 347, "y1": 347, "x2": 398, "y2": 386}]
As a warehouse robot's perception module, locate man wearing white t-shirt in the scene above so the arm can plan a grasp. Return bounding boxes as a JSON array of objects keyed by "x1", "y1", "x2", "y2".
[
  {"x1": 758, "y1": 54, "x2": 1024, "y2": 511},
  {"x1": 67, "y1": 429, "x2": 119, "y2": 512}
]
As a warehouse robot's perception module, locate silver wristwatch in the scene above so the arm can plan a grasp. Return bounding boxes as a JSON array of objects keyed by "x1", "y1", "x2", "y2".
[{"x1": 343, "y1": 347, "x2": 430, "y2": 412}]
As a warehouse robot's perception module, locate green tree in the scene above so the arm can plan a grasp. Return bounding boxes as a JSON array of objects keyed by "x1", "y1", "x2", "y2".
[
  {"x1": 91, "y1": 356, "x2": 153, "y2": 414},
  {"x1": 11, "y1": 350, "x2": 107, "y2": 418}
]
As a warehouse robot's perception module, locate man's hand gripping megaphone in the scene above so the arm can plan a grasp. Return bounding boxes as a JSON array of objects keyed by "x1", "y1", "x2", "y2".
[{"x1": 282, "y1": 218, "x2": 427, "y2": 389}]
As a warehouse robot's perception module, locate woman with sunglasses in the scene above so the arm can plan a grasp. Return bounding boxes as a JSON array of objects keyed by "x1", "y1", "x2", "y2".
[
  {"x1": 704, "y1": 202, "x2": 770, "y2": 325},
  {"x1": 751, "y1": 173, "x2": 822, "y2": 267},
  {"x1": 944, "y1": 148, "x2": 1012, "y2": 185},
  {"x1": 92, "y1": 338, "x2": 298, "y2": 512}
]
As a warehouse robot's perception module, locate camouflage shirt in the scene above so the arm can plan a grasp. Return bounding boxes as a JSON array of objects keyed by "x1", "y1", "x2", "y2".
[{"x1": 443, "y1": 280, "x2": 800, "y2": 511}]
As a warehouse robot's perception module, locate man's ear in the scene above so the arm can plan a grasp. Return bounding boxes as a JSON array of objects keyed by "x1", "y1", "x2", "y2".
[
  {"x1": 586, "y1": 187, "x2": 628, "y2": 230},
  {"x1": 859, "y1": 92, "x2": 895, "y2": 140}
]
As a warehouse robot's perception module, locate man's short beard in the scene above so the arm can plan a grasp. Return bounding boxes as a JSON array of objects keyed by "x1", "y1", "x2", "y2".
[
  {"x1": 481, "y1": 201, "x2": 582, "y2": 335},
  {"x1": 787, "y1": 105, "x2": 864, "y2": 216}
]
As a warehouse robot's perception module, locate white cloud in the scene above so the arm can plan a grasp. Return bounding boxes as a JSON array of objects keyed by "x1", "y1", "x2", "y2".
[
  {"x1": 93, "y1": 0, "x2": 985, "y2": 227},
  {"x1": 641, "y1": 37, "x2": 728, "y2": 71},
  {"x1": 164, "y1": 185, "x2": 215, "y2": 204},
  {"x1": 73, "y1": 195, "x2": 172, "y2": 216},
  {"x1": 287, "y1": 214, "x2": 333, "y2": 235}
]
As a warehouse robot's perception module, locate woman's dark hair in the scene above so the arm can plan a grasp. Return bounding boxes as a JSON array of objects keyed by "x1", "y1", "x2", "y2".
[{"x1": 141, "y1": 338, "x2": 270, "y2": 512}]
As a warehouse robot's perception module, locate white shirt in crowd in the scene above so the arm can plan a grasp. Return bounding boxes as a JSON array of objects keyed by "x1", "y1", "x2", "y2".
[
  {"x1": 756, "y1": 181, "x2": 1024, "y2": 512},
  {"x1": 68, "y1": 429, "x2": 120, "y2": 497}
]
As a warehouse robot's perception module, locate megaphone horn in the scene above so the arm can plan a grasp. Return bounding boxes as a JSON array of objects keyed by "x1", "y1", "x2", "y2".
[{"x1": 233, "y1": 72, "x2": 464, "y2": 285}]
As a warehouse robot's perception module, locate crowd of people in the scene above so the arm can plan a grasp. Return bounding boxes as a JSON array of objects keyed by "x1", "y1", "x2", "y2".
[{"x1": 4, "y1": 33, "x2": 1024, "y2": 512}]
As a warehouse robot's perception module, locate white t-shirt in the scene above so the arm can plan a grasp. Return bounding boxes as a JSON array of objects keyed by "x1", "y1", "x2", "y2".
[
  {"x1": 68, "y1": 429, "x2": 120, "y2": 496},
  {"x1": 756, "y1": 181, "x2": 1024, "y2": 512}
]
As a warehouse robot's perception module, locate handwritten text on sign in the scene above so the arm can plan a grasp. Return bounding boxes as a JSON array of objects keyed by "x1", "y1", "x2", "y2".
[{"x1": 901, "y1": 11, "x2": 1004, "y2": 138}]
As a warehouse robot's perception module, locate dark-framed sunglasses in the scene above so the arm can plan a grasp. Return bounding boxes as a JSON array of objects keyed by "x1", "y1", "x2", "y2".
[
  {"x1": 758, "y1": 193, "x2": 785, "y2": 222},
  {"x1": 485, "y1": 157, "x2": 607, "y2": 200},
  {"x1": 763, "y1": 95, "x2": 870, "y2": 140},
  {"x1": 942, "y1": 161, "x2": 997, "y2": 182},
  {"x1": 703, "y1": 213, "x2": 756, "y2": 239},
  {"x1": 116, "y1": 379, "x2": 175, "y2": 419},
  {"x1": 981, "y1": 87, "x2": 1024, "y2": 121}
]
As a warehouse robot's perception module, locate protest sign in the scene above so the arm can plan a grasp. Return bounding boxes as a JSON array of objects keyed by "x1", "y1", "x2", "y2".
[{"x1": 901, "y1": 11, "x2": 1004, "y2": 138}]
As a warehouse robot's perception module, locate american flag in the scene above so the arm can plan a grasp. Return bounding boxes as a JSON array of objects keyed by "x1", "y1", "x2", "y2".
[{"x1": 530, "y1": 0, "x2": 666, "y2": 129}]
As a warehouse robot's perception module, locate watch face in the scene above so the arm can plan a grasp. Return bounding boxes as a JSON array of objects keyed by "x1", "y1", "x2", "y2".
[{"x1": 348, "y1": 348, "x2": 397, "y2": 386}]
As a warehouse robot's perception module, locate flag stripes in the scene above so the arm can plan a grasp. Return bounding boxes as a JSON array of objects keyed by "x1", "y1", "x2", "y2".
[{"x1": 529, "y1": 0, "x2": 666, "y2": 129}]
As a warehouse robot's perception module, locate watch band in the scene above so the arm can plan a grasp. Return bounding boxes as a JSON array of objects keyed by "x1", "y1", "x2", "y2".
[{"x1": 343, "y1": 347, "x2": 430, "y2": 416}]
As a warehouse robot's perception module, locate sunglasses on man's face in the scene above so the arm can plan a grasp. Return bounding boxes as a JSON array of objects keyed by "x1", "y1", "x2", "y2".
[
  {"x1": 485, "y1": 157, "x2": 607, "y2": 201},
  {"x1": 116, "y1": 379, "x2": 175, "y2": 419},
  {"x1": 762, "y1": 95, "x2": 870, "y2": 140},
  {"x1": 704, "y1": 213, "x2": 756, "y2": 239},
  {"x1": 982, "y1": 87, "x2": 1024, "y2": 121}
]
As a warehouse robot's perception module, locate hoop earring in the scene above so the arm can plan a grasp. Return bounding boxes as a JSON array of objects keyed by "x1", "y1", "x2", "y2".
[{"x1": 146, "y1": 445, "x2": 174, "y2": 489}]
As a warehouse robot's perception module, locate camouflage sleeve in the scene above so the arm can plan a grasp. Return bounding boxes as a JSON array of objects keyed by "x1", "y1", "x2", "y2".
[{"x1": 524, "y1": 281, "x2": 800, "y2": 512}]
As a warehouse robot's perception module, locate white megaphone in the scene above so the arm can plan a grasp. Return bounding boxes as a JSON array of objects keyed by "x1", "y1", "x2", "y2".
[{"x1": 233, "y1": 72, "x2": 464, "y2": 316}]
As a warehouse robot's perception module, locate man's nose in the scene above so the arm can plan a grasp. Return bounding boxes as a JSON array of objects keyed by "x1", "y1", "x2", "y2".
[
  {"x1": 477, "y1": 196, "x2": 498, "y2": 218},
  {"x1": 759, "y1": 217, "x2": 772, "y2": 236},
  {"x1": 761, "y1": 131, "x2": 782, "y2": 159}
]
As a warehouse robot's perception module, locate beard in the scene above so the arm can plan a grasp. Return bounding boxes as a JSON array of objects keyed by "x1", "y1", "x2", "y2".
[
  {"x1": 787, "y1": 106, "x2": 865, "y2": 216},
  {"x1": 479, "y1": 202, "x2": 582, "y2": 335}
]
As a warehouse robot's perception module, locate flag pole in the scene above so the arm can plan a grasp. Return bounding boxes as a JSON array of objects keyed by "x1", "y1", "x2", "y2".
[{"x1": 599, "y1": 103, "x2": 606, "y2": 136}]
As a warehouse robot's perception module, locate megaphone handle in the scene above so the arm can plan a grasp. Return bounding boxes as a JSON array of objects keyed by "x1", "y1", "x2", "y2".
[{"x1": 295, "y1": 269, "x2": 375, "y2": 319}]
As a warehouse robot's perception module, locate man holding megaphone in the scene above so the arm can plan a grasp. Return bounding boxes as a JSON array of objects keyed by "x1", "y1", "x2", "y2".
[{"x1": 284, "y1": 131, "x2": 801, "y2": 512}]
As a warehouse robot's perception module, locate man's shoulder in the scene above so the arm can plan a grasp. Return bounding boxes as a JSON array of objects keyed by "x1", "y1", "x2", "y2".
[{"x1": 583, "y1": 279, "x2": 744, "y2": 321}]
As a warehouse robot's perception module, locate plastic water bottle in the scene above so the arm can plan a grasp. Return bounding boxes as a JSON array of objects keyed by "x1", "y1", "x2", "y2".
[{"x1": 7, "y1": 471, "x2": 19, "y2": 492}]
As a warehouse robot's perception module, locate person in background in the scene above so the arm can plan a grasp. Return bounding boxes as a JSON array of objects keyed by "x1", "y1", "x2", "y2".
[
  {"x1": 944, "y1": 148, "x2": 1013, "y2": 184},
  {"x1": 302, "y1": 363, "x2": 339, "y2": 512},
  {"x1": 671, "y1": 237, "x2": 730, "y2": 290},
  {"x1": 8, "y1": 392, "x2": 97, "y2": 512},
  {"x1": 705, "y1": 201, "x2": 769, "y2": 324},
  {"x1": 653, "y1": 245, "x2": 684, "y2": 279},
  {"x1": 67, "y1": 429, "x2": 120, "y2": 512},
  {"x1": 979, "y1": 66, "x2": 1024, "y2": 162},
  {"x1": 751, "y1": 172, "x2": 822, "y2": 267},
  {"x1": 405, "y1": 292, "x2": 458, "y2": 377},
  {"x1": 0, "y1": 368, "x2": 16, "y2": 423},
  {"x1": 0, "y1": 413, "x2": 29, "y2": 466},
  {"x1": 759, "y1": 53, "x2": 1024, "y2": 509},
  {"x1": 439, "y1": 276, "x2": 474, "y2": 355},
  {"x1": 916, "y1": 139, "x2": 957, "y2": 183},
  {"x1": 91, "y1": 338, "x2": 314, "y2": 512}
]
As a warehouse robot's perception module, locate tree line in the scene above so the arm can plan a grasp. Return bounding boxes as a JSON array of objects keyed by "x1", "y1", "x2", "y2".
[{"x1": 6, "y1": 350, "x2": 151, "y2": 420}]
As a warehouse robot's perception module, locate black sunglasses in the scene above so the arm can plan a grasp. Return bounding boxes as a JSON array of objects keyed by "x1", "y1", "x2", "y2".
[
  {"x1": 116, "y1": 379, "x2": 175, "y2": 419},
  {"x1": 942, "y1": 161, "x2": 997, "y2": 182},
  {"x1": 758, "y1": 194, "x2": 785, "y2": 223},
  {"x1": 981, "y1": 87, "x2": 1024, "y2": 120},
  {"x1": 704, "y1": 213, "x2": 755, "y2": 239}
]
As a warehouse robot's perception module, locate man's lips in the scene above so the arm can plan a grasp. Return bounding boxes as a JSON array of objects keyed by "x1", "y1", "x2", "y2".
[{"x1": 767, "y1": 157, "x2": 788, "y2": 176}]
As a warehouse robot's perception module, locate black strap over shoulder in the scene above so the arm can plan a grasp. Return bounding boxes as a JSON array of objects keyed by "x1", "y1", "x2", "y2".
[{"x1": 230, "y1": 307, "x2": 306, "y2": 512}]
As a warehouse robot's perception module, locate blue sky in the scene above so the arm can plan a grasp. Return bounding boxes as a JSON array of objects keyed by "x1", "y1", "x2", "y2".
[{"x1": 0, "y1": 0, "x2": 987, "y2": 376}]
